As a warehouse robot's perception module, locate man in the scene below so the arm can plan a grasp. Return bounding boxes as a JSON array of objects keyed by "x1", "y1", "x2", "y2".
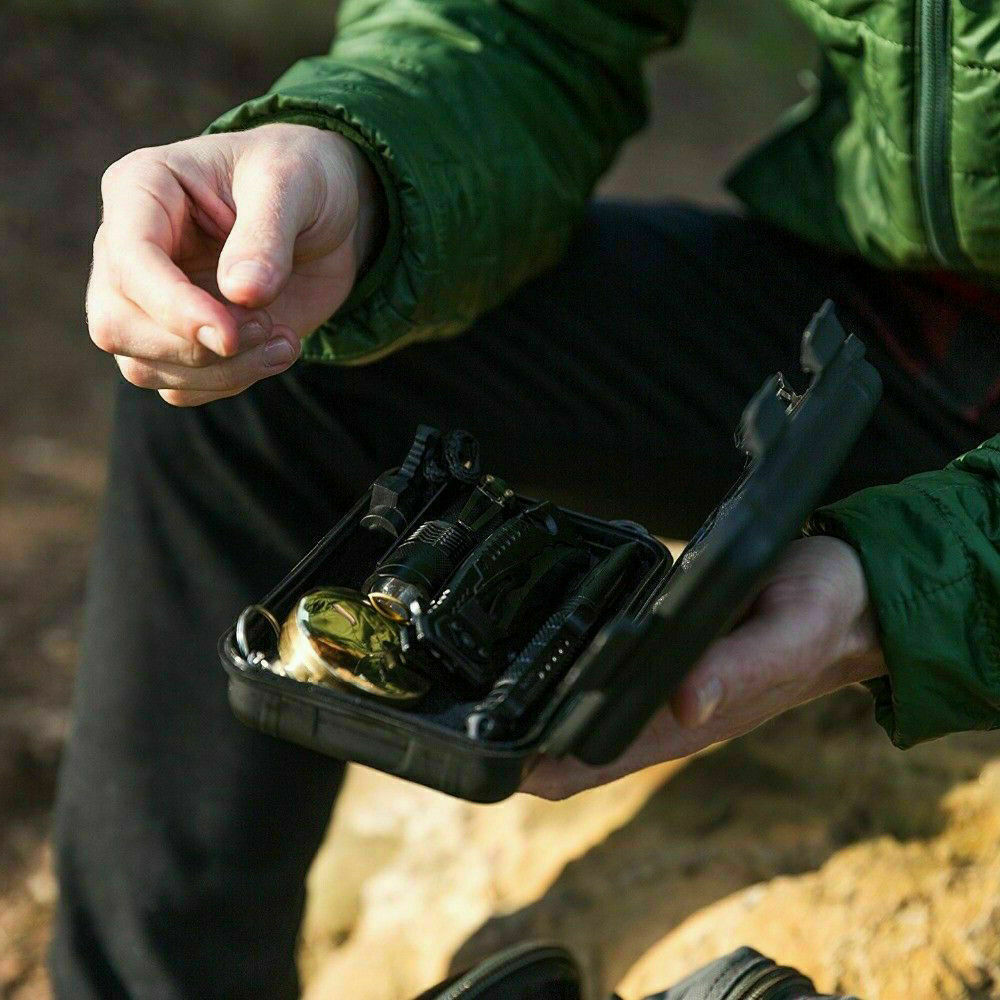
[{"x1": 57, "y1": 1, "x2": 1000, "y2": 997}]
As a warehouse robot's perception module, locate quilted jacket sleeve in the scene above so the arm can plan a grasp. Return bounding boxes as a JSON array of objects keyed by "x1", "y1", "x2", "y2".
[
  {"x1": 809, "y1": 437, "x2": 1000, "y2": 748},
  {"x1": 207, "y1": 0, "x2": 691, "y2": 363}
]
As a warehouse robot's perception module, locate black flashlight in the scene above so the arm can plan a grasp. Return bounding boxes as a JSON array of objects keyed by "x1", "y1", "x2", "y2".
[{"x1": 366, "y1": 475, "x2": 514, "y2": 620}]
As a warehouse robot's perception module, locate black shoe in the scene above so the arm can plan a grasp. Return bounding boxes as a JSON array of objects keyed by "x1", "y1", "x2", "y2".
[{"x1": 641, "y1": 946, "x2": 862, "y2": 1000}]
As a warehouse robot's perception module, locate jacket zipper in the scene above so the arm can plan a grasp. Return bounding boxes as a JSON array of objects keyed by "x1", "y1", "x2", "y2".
[{"x1": 914, "y1": 0, "x2": 967, "y2": 268}]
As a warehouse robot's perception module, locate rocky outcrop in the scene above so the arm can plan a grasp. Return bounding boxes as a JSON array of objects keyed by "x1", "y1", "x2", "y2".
[
  {"x1": 301, "y1": 689, "x2": 1000, "y2": 1000},
  {"x1": 619, "y1": 760, "x2": 1000, "y2": 999}
]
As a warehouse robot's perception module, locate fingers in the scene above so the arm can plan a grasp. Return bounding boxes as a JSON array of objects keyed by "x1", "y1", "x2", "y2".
[
  {"x1": 217, "y1": 145, "x2": 323, "y2": 309},
  {"x1": 90, "y1": 130, "x2": 362, "y2": 407},
  {"x1": 89, "y1": 283, "x2": 273, "y2": 366},
  {"x1": 115, "y1": 326, "x2": 301, "y2": 395},
  {"x1": 157, "y1": 388, "x2": 245, "y2": 407},
  {"x1": 670, "y1": 602, "x2": 824, "y2": 729},
  {"x1": 120, "y1": 242, "x2": 239, "y2": 356},
  {"x1": 523, "y1": 753, "x2": 666, "y2": 801},
  {"x1": 670, "y1": 627, "x2": 763, "y2": 730},
  {"x1": 521, "y1": 757, "x2": 626, "y2": 801},
  {"x1": 98, "y1": 156, "x2": 241, "y2": 356}
]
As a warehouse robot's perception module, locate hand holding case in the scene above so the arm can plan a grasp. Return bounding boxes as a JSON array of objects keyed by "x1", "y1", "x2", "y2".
[{"x1": 219, "y1": 301, "x2": 881, "y2": 801}]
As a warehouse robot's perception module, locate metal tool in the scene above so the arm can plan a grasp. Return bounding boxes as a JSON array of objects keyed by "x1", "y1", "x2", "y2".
[
  {"x1": 465, "y1": 542, "x2": 641, "y2": 739},
  {"x1": 366, "y1": 475, "x2": 514, "y2": 621}
]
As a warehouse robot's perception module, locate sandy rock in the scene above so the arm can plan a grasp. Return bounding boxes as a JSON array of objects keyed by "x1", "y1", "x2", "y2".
[
  {"x1": 301, "y1": 689, "x2": 1000, "y2": 1000},
  {"x1": 619, "y1": 762, "x2": 1000, "y2": 999},
  {"x1": 300, "y1": 760, "x2": 679, "y2": 999}
]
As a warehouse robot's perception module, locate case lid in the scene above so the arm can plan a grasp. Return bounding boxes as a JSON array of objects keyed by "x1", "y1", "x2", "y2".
[{"x1": 546, "y1": 301, "x2": 883, "y2": 765}]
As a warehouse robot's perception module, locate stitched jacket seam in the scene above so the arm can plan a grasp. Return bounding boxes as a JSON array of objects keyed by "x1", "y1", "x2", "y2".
[
  {"x1": 861, "y1": 485, "x2": 982, "y2": 612},
  {"x1": 791, "y1": 0, "x2": 912, "y2": 51},
  {"x1": 952, "y1": 56, "x2": 1000, "y2": 75},
  {"x1": 882, "y1": 488, "x2": 977, "y2": 613},
  {"x1": 861, "y1": 116, "x2": 924, "y2": 248},
  {"x1": 880, "y1": 566, "x2": 975, "y2": 611},
  {"x1": 929, "y1": 473, "x2": 1000, "y2": 694},
  {"x1": 869, "y1": 111, "x2": 912, "y2": 159}
]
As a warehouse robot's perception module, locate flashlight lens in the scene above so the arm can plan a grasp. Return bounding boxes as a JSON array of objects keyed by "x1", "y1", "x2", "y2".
[{"x1": 368, "y1": 577, "x2": 423, "y2": 622}]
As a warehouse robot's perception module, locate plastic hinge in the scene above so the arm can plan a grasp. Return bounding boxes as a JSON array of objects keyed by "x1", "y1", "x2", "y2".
[
  {"x1": 738, "y1": 375, "x2": 787, "y2": 460},
  {"x1": 800, "y1": 299, "x2": 846, "y2": 375},
  {"x1": 543, "y1": 690, "x2": 605, "y2": 757}
]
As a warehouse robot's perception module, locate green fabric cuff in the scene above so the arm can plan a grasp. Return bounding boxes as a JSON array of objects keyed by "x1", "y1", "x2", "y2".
[
  {"x1": 807, "y1": 474, "x2": 1000, "y2": 748},
  {"x1": 204, "y1": 0, "x2": 658, "y2": 365}
]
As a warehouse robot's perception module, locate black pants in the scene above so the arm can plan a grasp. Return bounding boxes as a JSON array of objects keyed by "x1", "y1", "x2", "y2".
[{"x1": 50, "y1": 204, "x2": 983, "y2": 999}]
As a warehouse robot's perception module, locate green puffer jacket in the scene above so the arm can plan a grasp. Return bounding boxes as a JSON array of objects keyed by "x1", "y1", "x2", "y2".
[{"x1": 209, "y1": 0, "x2": 1000, "y2": 748}]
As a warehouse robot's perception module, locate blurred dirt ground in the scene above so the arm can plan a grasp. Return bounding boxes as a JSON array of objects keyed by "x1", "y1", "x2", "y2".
[
  {"x1": 2, "y1": 4, "x2": 998, "y2": 999},
  {"x1": 2, "y1": 10, "x2": 288, "y2": 994}
]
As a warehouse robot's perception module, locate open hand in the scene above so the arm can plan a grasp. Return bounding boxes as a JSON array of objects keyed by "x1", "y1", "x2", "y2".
[
  {"x1": 523, "y1": 535, "x2": 886, "y2": 799},
  {"x1": 87, "y1": 123, "x2": 382, "y2": 405}
]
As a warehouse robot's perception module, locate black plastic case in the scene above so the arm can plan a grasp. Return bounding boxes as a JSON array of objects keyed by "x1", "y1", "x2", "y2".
[{"x1": 220, "y1": 302, "x2": 882, "y2": 802}]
